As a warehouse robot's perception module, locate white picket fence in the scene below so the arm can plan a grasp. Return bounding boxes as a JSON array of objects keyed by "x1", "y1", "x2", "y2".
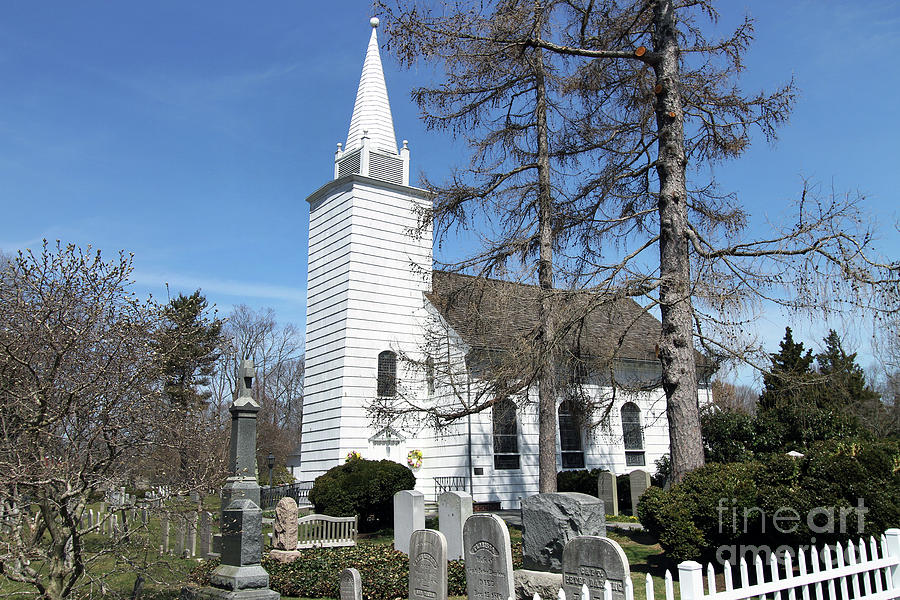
[{"x1": 554, "y1": 529, "x2": 900, "y2": 600}]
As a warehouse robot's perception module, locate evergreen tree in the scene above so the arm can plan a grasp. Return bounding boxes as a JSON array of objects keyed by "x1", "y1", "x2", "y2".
[
  {"x1": 157, "y1": 290, "x2": 223, "y2": 410},
  {"x1": 758, "y1": 327, "x2": 815, "y2": 410},
  {"x1": 815, "y1": 329, "x2": 880, "y2": 411}
]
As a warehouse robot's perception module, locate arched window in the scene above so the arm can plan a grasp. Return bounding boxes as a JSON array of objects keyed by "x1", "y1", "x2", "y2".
[
  {"x1": 621, "y1": 402, "x2": 645, "y2": 466},
  {"x1": 558, "y1": 400, "x2": 585, "y2": 469},
  {"x1": 492, "y1": 398, "x2": 520, "y2": 470},
  {"x1": 425, "y1": 355, "x2": 435, "y2": 396},
  {"x1": 377, "y1": 350, "x2": 397, "y2": 397}
]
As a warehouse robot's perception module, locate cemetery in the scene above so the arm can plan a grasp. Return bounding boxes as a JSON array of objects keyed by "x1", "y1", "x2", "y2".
[{"x1": 2, "y1": 6, "x2": 899, "y2": 600}]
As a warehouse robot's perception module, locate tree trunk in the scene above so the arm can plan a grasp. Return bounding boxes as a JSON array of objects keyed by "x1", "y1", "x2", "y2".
[
  {"x1": 534, "y1": 41, "x2": 558, "y2": 492},
  {"x1": 652, "y1": 0, "x2": 705, "y2": 483}
]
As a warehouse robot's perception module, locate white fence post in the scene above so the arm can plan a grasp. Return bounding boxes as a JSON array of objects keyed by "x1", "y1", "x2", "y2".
[
  {"x1": 886, "y1": 528, "x2": 900, "y2": 590},
  {"x1": 679, "y1": 561, "x2": 704, "y2": 600}
]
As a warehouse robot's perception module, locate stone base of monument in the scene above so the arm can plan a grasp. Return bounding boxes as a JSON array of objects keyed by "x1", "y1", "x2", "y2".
[
  {"x1": 181, "y1": 586, "x2": 280, "y2": 600},
  {"x1": 267, "y1": 549, "x2": 302, "y2": 564},
  {"x1": 513, "y1": 569, "x2": 563, "y2": 600}
]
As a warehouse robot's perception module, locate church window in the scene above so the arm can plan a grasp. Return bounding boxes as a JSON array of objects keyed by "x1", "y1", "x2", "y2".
[
  {"x1": 492, "y1": 398, "x2": 520, "y2": 470},
  {"x1": 425, "y1": 355, "x2": 435, "y2": 396},
  {"x1": 377, "y1": 350, "x2": 397, "y2": 397},
  {"x1": 621, "y1": 402, "x2": 645, "y2": 466},
  {"x1": 558, "y1": 400, "x2": 585, "y2": 469}
]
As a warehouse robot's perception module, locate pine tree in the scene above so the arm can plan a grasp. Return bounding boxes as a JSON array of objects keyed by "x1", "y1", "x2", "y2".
[
  {"x1": 815, "y1": 330, "x2": 879, "y2": 411},
  {"x1": 758, "y1": 327, "x2": 815, "y2": 411},
  {"x1": 158, "y1": 290, "x2": 223, "y2": 411}
]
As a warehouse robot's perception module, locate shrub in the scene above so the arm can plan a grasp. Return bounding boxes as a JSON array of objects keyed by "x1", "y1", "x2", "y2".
[
  {"x1": 189, "y1": 541, "x2": 526, "y2": 600},
  {"x1": 638, "y1": 439, "x2": 900, "y2": 562},
  {"x1": 557, "y1": 468, "x2": 600, "y2": 496},
  {"x1": 308, "y1": 459, "x2": 415, "y2": 532}
]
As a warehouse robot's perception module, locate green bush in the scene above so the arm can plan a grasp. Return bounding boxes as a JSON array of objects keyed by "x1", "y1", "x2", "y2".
[
  {"x1": 308, "y1": 458, "x2": 415, "y2": 532},
  {"x1": 638, "y1": 440, "x2": 900, "y2": 562},
  {"x1": 557, "y1": 468, "x2": 600, "y2": 496},
  {"x1": 189, "y1": 541, "x2": 526, "y2": 600}
]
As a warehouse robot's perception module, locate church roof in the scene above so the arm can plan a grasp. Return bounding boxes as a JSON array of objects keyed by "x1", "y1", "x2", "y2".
[
  {"x1": 427, "y1": 270, "x2": 665, "y2": 365},
  {"x1": 345, "y1": 18, "x2": 398, "y2": 155}
]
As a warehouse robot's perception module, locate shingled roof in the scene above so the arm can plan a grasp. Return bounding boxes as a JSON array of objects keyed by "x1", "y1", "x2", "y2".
[{"x1": 426, "y1": 270, "x2": 664, "y2": 365}]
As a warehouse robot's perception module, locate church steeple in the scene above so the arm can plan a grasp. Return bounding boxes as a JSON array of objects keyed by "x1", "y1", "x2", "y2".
[{"x1": 334, "y1": 18, "x2": 410, "y2": 186}]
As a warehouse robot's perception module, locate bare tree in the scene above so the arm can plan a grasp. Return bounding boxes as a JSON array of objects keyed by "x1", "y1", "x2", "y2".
[
  {"x1": 386, "y1": 0, "x2": 897, "y2": 483},
  {"x1": 0, "y1": 242, "x2": 173, "y2": 599},
  {"x1": 213, "y1": 305, "x2": 304, "y2": 480}
]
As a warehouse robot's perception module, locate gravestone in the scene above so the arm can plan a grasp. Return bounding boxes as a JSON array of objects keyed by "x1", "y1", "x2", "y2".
[
  {"x1": 199, "y1": 511, "x2": 212, "y2": 558},
  {"x1": 339, "y1": 567, "x2": 363, "y2": 600},
  {"x1": 393, "y1": 490, "x2": 425, "y2": 554},
  {"x1": 521, "y1": 493, "x2": 606, "y2": 572},
  {"x1": 463, "y1": 514, "x2": 514, "y2": 600},
  {"x1": 161, "y1": 514, "x2": 170, "y2": 553},
  {"x1": 438, "y1": 491, "x2": 472, "y2": 560},
  {"x1": 409, "y1": 529, "x2": 448, "y2": 600},
  {"x1": 142, "y1": 508, "x2": 149, "y2": 525},
  {"x1": 561, "y1": 536, "x2": 630, "y2": 600},
  {"x1": 273, "y1": 497, "x2": 299, "y2": 550},
  {"x1": 628, "y1": 470, "x2": 651, "y2": 517},
  {"x1": 88, "y1": 509, "x2": 94, "y2": 528},
  {"x1": 188, "y1": 512, "x2": 198, "y2": 557},
  {"x1": 175, "y1": 520, "x2": 185, "y2": 557},
  {"x1": 597, "y1": 471, "x2": 618, "y2": 516}
]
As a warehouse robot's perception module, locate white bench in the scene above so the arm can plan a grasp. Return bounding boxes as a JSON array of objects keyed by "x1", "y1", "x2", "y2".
[{"x1": 296, "y1": 514, "x2": 358, "y2": 549}]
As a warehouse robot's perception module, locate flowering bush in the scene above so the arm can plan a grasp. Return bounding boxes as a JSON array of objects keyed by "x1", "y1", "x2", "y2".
[
  {"x1": 346, "y1": 450, "x2": 362, "y2": 461},
  {"x1": 407, "y1": 449, "x2": 423, "y2": 469}
]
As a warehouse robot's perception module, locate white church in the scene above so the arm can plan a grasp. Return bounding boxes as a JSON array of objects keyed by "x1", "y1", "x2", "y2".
[{"x1": 289, "y1": 19, "x2": 711, "y2": 507}]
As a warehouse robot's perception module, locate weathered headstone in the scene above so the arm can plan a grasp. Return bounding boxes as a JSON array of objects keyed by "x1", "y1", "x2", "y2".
[
  {"x1": 339, "y1": 567, "x2": 363, "y2": 600},
  {"x1": 438, "y1": 491, "x2": 473, "y2": 560},
  {"x1": 628, "y1": 470, "x2": 651, "y2": 517},
  {"x1": 393, "y1": 490, "x2": 425, "y2": 554},
  {"x1": 463, "y1": 514, "x2": 514, "y2": 600},
  {"x1": 141, "y1": 508, "x2": 149, "y2": 525},
  {"x1": 199, "y1": 511, "x2": 212, "y2": 558},
  {"x1": 561, "y1": 536, "x2": 630, "y2": 600},
  {"x1": 88, "y1": 509, "x2": 95, "y2": 528},
  {"x1": 191, "y1": 491, "x2": 201, "y2": 503},
  {"x1": 273, "y1": 497, "x2": 299, "y2": 550},
  {"x1": 188, "y1": 512, "x2": 198, "y2": 557},
  {"x1": 409, "y1": 529, "x2": 448, "y2": 600},
  {"x1": 175, "y1": 519, "x2": 185, "y2": 557},
  {"x1": 521, "y1": 493, "x2": 606, "y2": 572},
  {"x1": 597, "y1": 471, "x2": 618, "y2": 516}
]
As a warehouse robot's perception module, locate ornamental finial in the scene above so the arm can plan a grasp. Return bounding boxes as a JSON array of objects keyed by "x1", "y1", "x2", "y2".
[{"x1": 370, "y1": 17, "x2": 379, "y2": 28}]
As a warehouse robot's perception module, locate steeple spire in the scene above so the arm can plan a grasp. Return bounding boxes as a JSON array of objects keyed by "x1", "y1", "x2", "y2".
[{"x1": 345, "y1": 18, "x2": 398, "y2": 155}]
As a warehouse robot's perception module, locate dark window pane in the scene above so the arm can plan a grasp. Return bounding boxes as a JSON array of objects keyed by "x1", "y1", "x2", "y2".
[
  {"x1": 621, "y1": 402, "x2": 643, "y2": 450},
  {"x1": 562, "y1": 452, "x2": 585, "y2": 469},
  {"x1": 494, "y1": 454, "x2": 520, "y2": 470},
  {"x1": 377, "y1": 351, "x2": 397, "y2": 397},
  {"x1": 493, "y1": 398, "x2": 519, "y2": 469},
  {"x1": 625, "y1": 451, "x2": 645, "y2": 467}
]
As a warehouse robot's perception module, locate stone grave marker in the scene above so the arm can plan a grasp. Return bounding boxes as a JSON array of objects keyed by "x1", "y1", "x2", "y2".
[
  {"x1": 597, "y1": 471, "x2": 617, "y2": 516},
  {"x1": 521, "y1": 493, "x2": 606, "y2": 572},
  {"x1": 161, "y1": 514, "x2": 170, "y2": 553},
  {"x1": 340, "y1": 567, "x2": 363, "y2": 600},
  {"x1": 394, "y1": 490, "x2": 425, "y2": 554},
  {"x1": 273, "y1": 497, "x2": 299, "y2": 550},
  {"x1": 628, "y1": 470, "x2": 651, "y2": 516},
  {"x1": 438, "y1": 491, "x2": 473, "y2": 560},
  {"x1": 463, "y1": 514, "x2": 514, "y2": 600},
  {"x1": 174, "y1": 519, "x2": 185, "y2": 557},
  {"x1": 561, "y1": 536, "x2": 630, "y2": 600},
  {"x1": 199, "y1": 511, "x2": 212, "y2": 558},
  {"x1": 409, "y1": 529, "x2": 448, "y2": 600},
  {"x1": 188, "y1": 512, "x2": 198, "y2": 557}
]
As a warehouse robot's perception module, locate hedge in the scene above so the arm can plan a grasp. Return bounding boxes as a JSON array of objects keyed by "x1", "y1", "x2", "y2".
[{"x1": 188, "y1": 541, "x2": 525, "y2": 600}]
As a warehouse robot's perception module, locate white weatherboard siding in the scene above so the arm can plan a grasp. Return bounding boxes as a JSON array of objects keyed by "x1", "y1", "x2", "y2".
[{"x1": 298, "y1": 175, "x2": 431, "y2": 481}]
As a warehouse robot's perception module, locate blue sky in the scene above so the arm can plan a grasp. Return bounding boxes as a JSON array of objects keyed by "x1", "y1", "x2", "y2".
[{"x1": 1, "y1": 2, "x2": 897, "y2": 384}]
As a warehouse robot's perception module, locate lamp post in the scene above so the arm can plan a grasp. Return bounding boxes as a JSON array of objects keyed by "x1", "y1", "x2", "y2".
[{"x1": 267, "y1": 453, "x2": 275, "y2": 488}]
